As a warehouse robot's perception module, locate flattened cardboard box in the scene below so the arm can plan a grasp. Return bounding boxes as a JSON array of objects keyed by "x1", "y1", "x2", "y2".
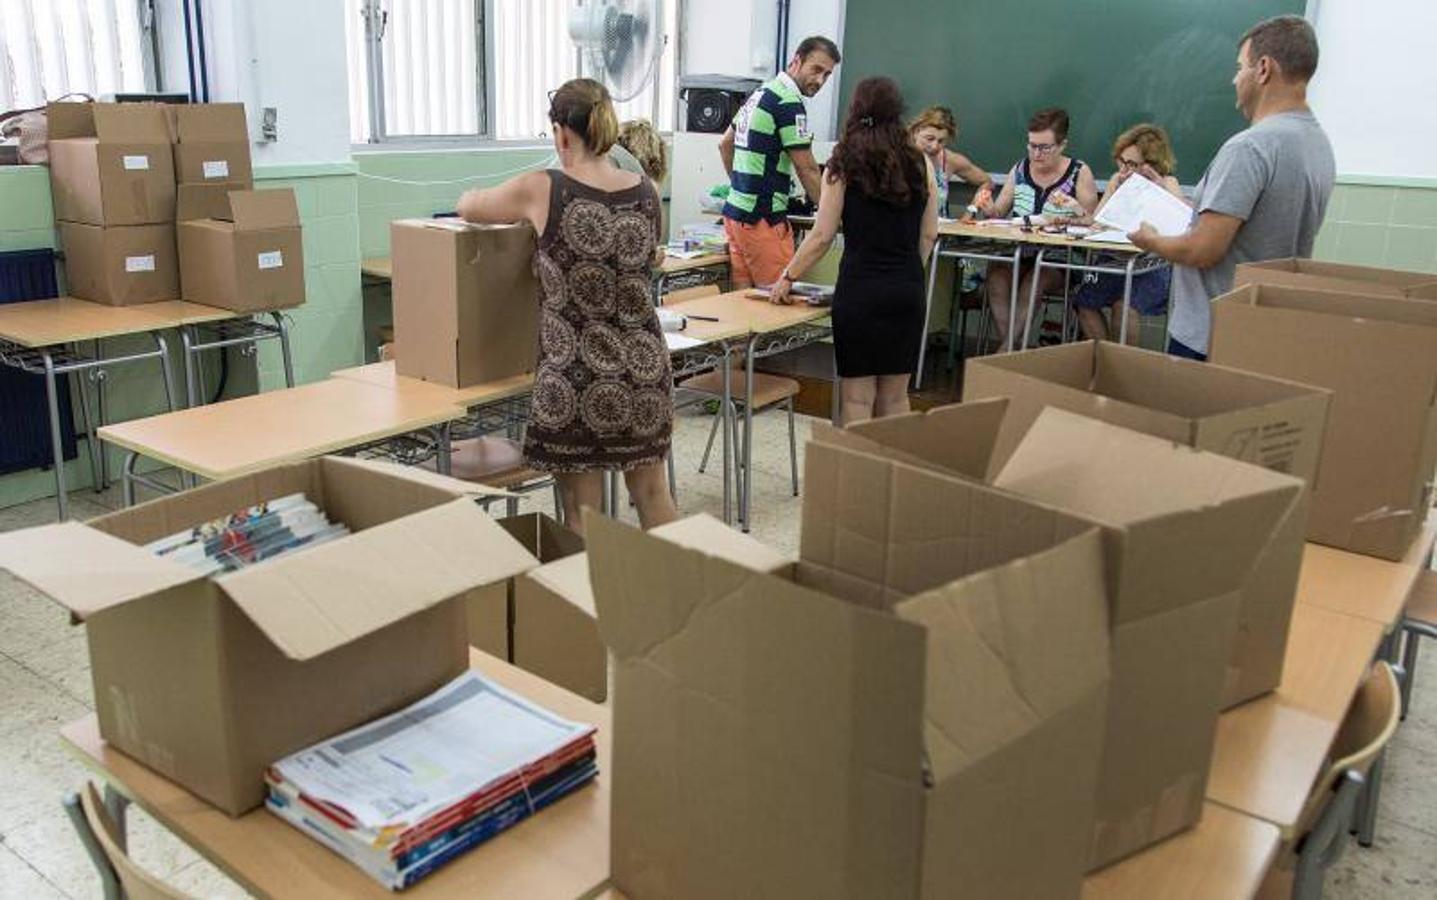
[
  {"x1": 58, "y1": 222, "x2": 179, "y2": 305},
  {"x1": 1236, "y1": 258, "x2": 1437, "y2": 300},
  {"x1": 47, "y1": 102, "x2": 176, "y2": 225},
  {"x1": 168, "y1": 103, "x2": 254, "y2": 187},
  {"x1": 816, "y1": 401, "x2": 1303, "y2": 869},
  {"x1": 178, "y1": 188, "x2": 305, "y2": 313},
  {"x1": 0, "y1": 457, "x2": 534, "y2": 816},
  {"x1": 391, "y1": 219, "x2": 539, "y2": 389},
  {"x1": 588, "y1": 448, "x2": 1113, "y2": 900},
  {"x1": 963, "y1": 341, "x2": 1330, "y2": 707},
  {"x1": 1212, "y1": 282, "x2": 1437, "y2": 560}
]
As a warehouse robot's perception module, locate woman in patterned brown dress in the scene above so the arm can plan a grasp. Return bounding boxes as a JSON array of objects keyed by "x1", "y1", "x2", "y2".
[{"x1": 457, "y1": 79, "x2": 678, "y2": 533}]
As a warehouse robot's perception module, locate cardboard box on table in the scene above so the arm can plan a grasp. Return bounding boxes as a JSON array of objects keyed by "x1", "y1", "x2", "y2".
[
  {"x1": 167, "y1": 103, "x2": 254, "y2": 187},
  {"x1": 814, "y1": 400, "x2": 1303, "y2": 869},
  {"x1": 390, "y1": 219, "x2": 539, "y2": 389},
  {"x1": 962, "y1": 341, "x2": 1330, "y2": 708},
  {"x1": 1235, "y1": 258, "x2": 1437, "y2": 300},
  {"x1": 1212, "y1": 282, "x2": 1437, "y2": 560},
  {"x1": 58, "y1": 221, "x2": 179, "y2": 305},
  {"x1": 587, "y1": 446, "x2": 1114, "y2": 899},
  {"x1": 46, "y1": 102, "x2": 176, "y2": 225},
  {"x1": 177, "y1": 188, "x2": 306, "y2": 313},
  {"x1": 0, "y1": 457, "x2": 535, "y2": 817}
]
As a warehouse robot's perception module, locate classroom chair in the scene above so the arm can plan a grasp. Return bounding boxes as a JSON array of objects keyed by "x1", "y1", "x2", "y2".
[
  {"x1": 1397, "y1": 568, "x2": 1437, "y2": 720},
  {"x1": 71, "y1": 782, "x2": 190, "y2": 900},
  {"x1": 1255, "y1": 662, "x2": 1402, "y2": 900},
  {"x1": 428, "y1": 435, "x2": 562, "y2": 520}
]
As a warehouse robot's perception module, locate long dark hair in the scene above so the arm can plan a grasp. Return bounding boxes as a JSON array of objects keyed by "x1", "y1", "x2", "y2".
[{"x1": 827, "y1": 77, "x2": 927, "y2": 207}]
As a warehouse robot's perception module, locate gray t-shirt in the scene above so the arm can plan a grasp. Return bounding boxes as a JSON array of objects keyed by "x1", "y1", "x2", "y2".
[{"x1": 1168, "y1": 110, "x2": 1335, "y2": 354}]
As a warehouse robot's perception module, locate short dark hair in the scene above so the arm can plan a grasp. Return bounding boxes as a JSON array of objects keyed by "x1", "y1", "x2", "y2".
[
  {"x1": 1241, "y1": 15, "x2": 1319, "y2": 82},
  {"x1": 1027, "y1": 107, "x2": 1070, "y2": 143},
  {"x1": 795, "y1": 36, "x2": 841, "y2": 65}
]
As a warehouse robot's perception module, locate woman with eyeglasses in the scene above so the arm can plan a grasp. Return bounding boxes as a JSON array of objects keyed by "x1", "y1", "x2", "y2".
[
  {"x1": 980, "y1": 107, "x2": 1099, "y2": 348},
  {"x1": 457, "y1": 78, "x2": 678, "y2": 535},
  {"x1": 1073, "y1": 124, "x2": 1188, "y2": 343}
]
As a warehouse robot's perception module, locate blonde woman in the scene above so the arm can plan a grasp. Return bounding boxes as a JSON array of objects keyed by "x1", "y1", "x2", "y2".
[
  {"x1": 1074, "y1": 123, "x2": 1188, "y2": 343},
  {"x1": 458, "y1": 79, "x2": 677, "y2": 533},
  {"x1": 909, "y1": 106, "x2": 990, "y2": 215},
  {"x1": 612, "y1": 118, "x2": 667, "y2": 185}
]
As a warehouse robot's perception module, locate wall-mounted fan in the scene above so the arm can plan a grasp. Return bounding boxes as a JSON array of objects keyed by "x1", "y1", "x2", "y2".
[{"x1": 568, "y1": 0, "x2": 666, "y2": 104}]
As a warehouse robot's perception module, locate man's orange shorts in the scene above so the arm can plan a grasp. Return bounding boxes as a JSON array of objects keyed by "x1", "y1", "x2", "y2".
[{"x1": 723, "y1": 217, "x2": 795, "y2": 288}]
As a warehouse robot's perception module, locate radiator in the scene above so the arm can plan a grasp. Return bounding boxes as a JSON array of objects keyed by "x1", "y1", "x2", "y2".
[{"x1": 0, "y1": 248, "x2": 78, "y2": 476}]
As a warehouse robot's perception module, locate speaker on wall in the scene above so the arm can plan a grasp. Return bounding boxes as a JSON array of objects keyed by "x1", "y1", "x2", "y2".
[{"x1": 678, "y1": 75, "x2": 762, "y2": 134}]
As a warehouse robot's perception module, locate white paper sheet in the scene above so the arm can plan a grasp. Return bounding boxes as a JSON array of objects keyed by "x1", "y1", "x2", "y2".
[
  {"x1": 1087, "y1": 230, "x2": 1135, "y2": 244},
  {"x1": 665, "y1": 333, "x2": 705, "y2": 351},
  {"x1": 1095, "y1": 175, "x2": 1193, "y2": 237}
]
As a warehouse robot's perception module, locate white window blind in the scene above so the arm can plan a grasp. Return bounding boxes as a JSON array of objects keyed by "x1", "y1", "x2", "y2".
[
  {"x1": 346, "y1": 0, "x2": 677, "y2": 145},
  {"x1": 0, "y1": 0, "x2": 150, "y2": 112}
]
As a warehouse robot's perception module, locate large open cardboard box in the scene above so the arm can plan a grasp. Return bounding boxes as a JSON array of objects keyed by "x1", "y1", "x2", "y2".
[
  {"x1": 815, "y1": 400, "x2": 1303, "y2": 869},
  {"x1": 0, "y1": 458, "x2": 534, "y2": 816},
  {"x1": 177, "y1": 188, "x2": 306, "y2": 313},
  {"x1": 963, "y1": 341, "x2": 1330, "y2": 707},
  {"x1": 588, "y1": 447, "x2": 1114, "y2": 898},
  {"x1": 47, "y1": 102, "x2": 176, "y2": 226},
  {"x1": 1212, "y1": 283, "x2": 1437, "y2": 561},
  {"x1": 390, "y1": 219, "x2": 539, "y2": 389},
  {"x1": 167, "y1": 103, "x2": 254, "y2": 188},
  {"x1": 1235, "y1": 258, "x2": 1437, "y2": 300}
]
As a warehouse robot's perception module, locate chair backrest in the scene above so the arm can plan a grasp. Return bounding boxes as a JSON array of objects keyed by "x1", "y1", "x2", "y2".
[
  {"x1": 663, "y1": 283, "x2": 720, "y2": 304},
  {"x1": 378, "y1": 341, "x2": 395, "y2": 362},
  {"x1": 79, "y1": 783, "x2": 191, "y2": 900},
  {"x1": 1294, "y1": 661, "x2": 1401, "y2": 835}
]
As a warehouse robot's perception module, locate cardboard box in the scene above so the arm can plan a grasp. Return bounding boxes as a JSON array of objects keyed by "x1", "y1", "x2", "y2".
[
  {"x1": 168, "y1": 103, "x2": 254, "y2": 187},
  {"x1": 963, "y1": 341, "x2": 1330, "y2": 707},
  {"x1": 0, "y1": 457, "x2": 535, "y2": 816},
  {"x1": 1236, "y1": 258, "x2": 1437, "y2": 300},
  {"x1": 178, "y1": 189, "x2": 306, "y2": 313},
  {"x1": 391, "y1": 219, "x2": 539, "y2": 389},
  {"x1": 588, "y1": 458, "x2": 1113, "y2": 900},
  {"x1": 47, "y1": 102, "x2": 176, "y2": 225},
  {"x1": 58, "y1": 221, "x2": 179, "y2": 305},
  {"x1": 1212, "y1": 283, "x2": 1437, "y2": 560},
  {"x1": 815, "y1": 400, "x2": 1304, "y2": 868}
]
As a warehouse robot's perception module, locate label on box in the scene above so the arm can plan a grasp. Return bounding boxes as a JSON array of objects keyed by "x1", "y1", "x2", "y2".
[
  {"x1": 125, "y1": 255, "x2": 157, "y2": 273},
  {"x1": 122, "y1": 155, "x2": 150, "y2": 171},
  {"x1": 203, "y1": 160, "x2": 230, "y2": 179},
  {"x1": 257, "y1": 251, "x2": 284, "y2": 270}
]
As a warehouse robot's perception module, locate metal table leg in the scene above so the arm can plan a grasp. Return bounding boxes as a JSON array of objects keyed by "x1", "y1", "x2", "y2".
[
  {"x1": 94, "y1": 338, "x2": 110, "y2": 490},
  {"x1": 1117, "y1": 255, "x2": 1139, "y2": 346},
  {"x1": 181, "y1": 325, "x2": 201, "y2": 408},
  {"x1": 741, "y1": 334, "x2": 758, "y2": 532},
  {"x1": 122, "y1": 451, "x2": 140, "y2": 508},
  {"x1": 720, "y1": 345, "x2": 734, "y2": 526},
  {"x1": 40, "y1": 351, "x2": 69, "y2": 521},
  {"x1": 73, "y1": 360, "x2": 104, "y2": 501},
  {"x1": 914, "y1": 238, "x2": 946, "y2": 389},
  {"x1": 1022, "y1": 249, "x2": 1049, "y2": 350},
  {"x1": 274, "y1": 312, "x2": 296, "y2": 388},
  {"x1": 1005, "y1": 245, "x2": 1022, "y2": 352},
  {"x1": 62, "y1": 793, "x2": 122, "y2": 900}
]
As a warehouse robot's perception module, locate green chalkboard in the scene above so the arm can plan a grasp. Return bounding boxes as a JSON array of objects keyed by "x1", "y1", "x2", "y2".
[{"x1": 836, "y1": 0, "x2": 1305, "y2": 184}]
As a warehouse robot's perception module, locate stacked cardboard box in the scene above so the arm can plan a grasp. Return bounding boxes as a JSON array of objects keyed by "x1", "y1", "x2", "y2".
[
  {"x1": 48, "y1": 102, "x2": 179, "y2": 305},
  {"x1": 1235, "y1": 258, "x2": 1437, "y2": 300},
  {"x1": 1212, "y1": 282, "x2": 1437, "y2": 560},
  {"x1": 962, "y1": 341, "x2": 1331, "y2": 708},
  {"x1": 178, "y1": 188, "x2": 307, "y2": 313}
]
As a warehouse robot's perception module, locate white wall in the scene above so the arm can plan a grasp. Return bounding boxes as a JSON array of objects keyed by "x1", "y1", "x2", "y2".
[{"x1": 1308, "y1": 0, "x2": 1435, "y2": 179}]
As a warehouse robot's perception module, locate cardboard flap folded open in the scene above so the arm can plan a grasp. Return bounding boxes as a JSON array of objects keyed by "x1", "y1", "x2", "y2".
[
  {"x1": 176, "y1": 182, "x2": 248, "y2": 222},
  {"x1": 329, "y1": 456, "x2": 516, "y2": 498},
  {"x1": 526, "y1": 553, "x2": 595, "y2": 615},
  {"x1": 650, "y1": 512, "x2": 792, "y2": 571},
  {"x1": 216, "y1": 498, "x2": 536, "y2": 660},
  {"x1": 1221, "y1": 283, "x2": 1437, "y2": 328},
  {"x1": 175, "y1": 103, "x2": 248, "y2": 141},
  {"x1": 226, "y1": 189, "x2": 300, "y2": 230},
  {"x1": 91, "y1": 103, "x2": 170, "y2": 142},
  {"x1": 45, "y1": 102, "x2": 96, "y2": 140},
  {"x1": 0, "y1": 523, "x2": 199, "y2": 619},
  {"x1": 810, "y1": 397, "x2": 1009, "y2": 481}
]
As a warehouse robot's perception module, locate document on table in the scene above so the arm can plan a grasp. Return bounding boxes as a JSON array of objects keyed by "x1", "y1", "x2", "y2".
[
  {"x1": 665, "y1": 333, "x2": 705, "y2": 351},
  {"x1": 271, "y1": 672, "x2": 595, "y2": 829},
  {"x1": 1095, "y1": 175, "x2": 1194, "y2": 237},
  {"x1": 1087, "y1": 230, "x2": 1135, "y2": 244}
]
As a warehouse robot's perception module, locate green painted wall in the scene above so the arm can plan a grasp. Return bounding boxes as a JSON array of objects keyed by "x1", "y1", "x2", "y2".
[{"x1": 1313, "y1": 182, "x2": 1437, "y2": 273}]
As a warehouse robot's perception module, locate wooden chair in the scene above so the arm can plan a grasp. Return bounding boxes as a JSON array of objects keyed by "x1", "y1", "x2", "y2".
[
  {"x1": 74, "y1": 782, "x2": 190, "y2": 900},
  {"x1": 1256, "y1": 662, "x2": 1402, "y2": 900},
  {"x1": 426, "y1": 435, "x2": 561, "y2": 520}
]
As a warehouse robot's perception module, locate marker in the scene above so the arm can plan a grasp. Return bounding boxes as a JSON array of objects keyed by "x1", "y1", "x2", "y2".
[{"x1": 685, "y1": 314, "x2": 720, "y2": 322}]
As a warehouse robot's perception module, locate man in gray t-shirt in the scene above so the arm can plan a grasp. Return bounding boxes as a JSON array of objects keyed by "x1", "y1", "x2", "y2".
[{"x1": 1131, "y1": 15, "x2": 1335, "y2": 359}]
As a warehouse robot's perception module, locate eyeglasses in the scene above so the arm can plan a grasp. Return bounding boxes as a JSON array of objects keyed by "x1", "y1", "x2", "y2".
[
  {"x1": 1027, "y1": 142, "x2": 1061, "y2": 154},
  {"x1": 1116, "y1": 158, "x2": 1146, "y2": 170}
]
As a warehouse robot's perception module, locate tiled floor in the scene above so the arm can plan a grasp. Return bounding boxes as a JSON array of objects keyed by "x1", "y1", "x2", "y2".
[{"x1": 1, "y1": 408, "x2": 1435, "y2": 898}]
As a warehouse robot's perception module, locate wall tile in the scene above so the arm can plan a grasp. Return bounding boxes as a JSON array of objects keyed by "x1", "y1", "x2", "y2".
[
  {"x1": 0, "y1": 227, "x2": 56, "y2": 252},
  {"x1": 1339, "y1": 185, "x2": 1397, "y2": 225},
  {"x1": 0, "y1": 169, "x2": 54, "y2": 231},
  {"x1": 1391, "y1": 188, "x2": 1437, "y2": 228},
  {"x1": 1383, "y1": 226, "x2": 1437, "y2": 273},
  {"x1": 1332, "y1": 222, "x2": 1388, "y2": 265}
]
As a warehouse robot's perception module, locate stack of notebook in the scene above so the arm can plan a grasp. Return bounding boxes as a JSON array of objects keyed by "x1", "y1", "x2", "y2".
[
  {"x1": 144, "y1": 493, "x2": 349, "y2": 575},
  {"x1": 265, "y1": 672, "x2": 599, "y2": 890}
]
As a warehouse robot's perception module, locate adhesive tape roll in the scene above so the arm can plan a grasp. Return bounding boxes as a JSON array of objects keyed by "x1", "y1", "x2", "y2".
[{"x1": 656, "y1": 308, "x2": 687, "y2": 332}]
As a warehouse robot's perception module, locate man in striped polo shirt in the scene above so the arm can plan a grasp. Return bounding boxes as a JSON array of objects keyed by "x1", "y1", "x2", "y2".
[{"x1": 718, "y1": 36, "x2": 840, "y2": 288}]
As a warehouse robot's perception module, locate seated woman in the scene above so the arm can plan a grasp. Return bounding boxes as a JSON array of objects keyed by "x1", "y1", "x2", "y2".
[
  {"x1": 981, "y1": 107, "x2": 1099, "y2": 348},
  {"x1": 909, "y1": 106, "x2": 991, "y2": 217},
  {"x1": 1073, "y1": 123, "x2": 1187, "y2": 343},
  {"x1": 611, "y1": 118, "x2": 668, "y2": 187}
]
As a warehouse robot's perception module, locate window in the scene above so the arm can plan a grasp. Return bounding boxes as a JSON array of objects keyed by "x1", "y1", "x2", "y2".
[
  {"x1": 0, "y1": 0, "x2": 154, "y2": 111},
  {"x1": 346, "y1": 0, "x2": 678, "y2": 145}
]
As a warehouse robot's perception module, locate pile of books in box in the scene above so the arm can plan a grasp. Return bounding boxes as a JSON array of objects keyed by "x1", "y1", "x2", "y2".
[
  {"x1": 144, "y1": 493, "x2": 349, "y2": 575},
  {"x1": 265, "y1": 671, "x2": 599, "y2": 890}
]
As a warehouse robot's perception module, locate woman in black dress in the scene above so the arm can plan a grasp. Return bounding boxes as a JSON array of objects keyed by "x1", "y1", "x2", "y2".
[{"x1": 770, "y1": 76, "x2": 938, "y2": 424}]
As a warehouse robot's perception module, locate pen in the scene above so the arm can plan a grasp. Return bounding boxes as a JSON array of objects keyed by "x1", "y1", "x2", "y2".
[{"x1": 685, "y1": 314, "x2": 720, "y2": 322}]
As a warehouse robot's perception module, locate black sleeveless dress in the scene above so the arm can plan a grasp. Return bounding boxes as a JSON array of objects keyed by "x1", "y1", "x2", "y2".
[
  {"x1": 831, "y1": 181, "x2": 927, "y2": 377},
  {"x1": 524, "y1": 169, "x2": 672, "y2": 472}
]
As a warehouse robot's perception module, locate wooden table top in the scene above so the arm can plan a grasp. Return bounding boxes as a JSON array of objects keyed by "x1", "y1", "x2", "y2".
[
  {"x1": 937, "y1": 220, "x2": 1147, "y2": 254},
  {"x1": 1296, "y1": 522, "x2": 1437, "y2": 628},
  {"x1": 96, "y1": 378, "x2": 466, "y2": 481},
  {"x1": 657, "y1": 251, "x2": 728, "y2": 275},
  {"x1": 666, "y1": 289, "x2": 829, "y2": 338},
  {"x1": 330, "y1": 361, "x2": 535, "y2": 410},
  {"x1": 62, "y1": 650, "x2": 610, "y2": 900},
  {"x1": 361, "y1": 257, "x2": 392, "y2": 280},
  {"x1": 0, "y1": 297, "x2": 238, "y2": 348}
]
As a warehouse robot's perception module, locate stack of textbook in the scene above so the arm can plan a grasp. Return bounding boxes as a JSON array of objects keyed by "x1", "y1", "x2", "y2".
[
  {"x1": 265, "y1": 672, "x2": 599, "y2": 890},
  {"x1": 144, "y1": 493, "x2": 349, "y2": 575}
]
